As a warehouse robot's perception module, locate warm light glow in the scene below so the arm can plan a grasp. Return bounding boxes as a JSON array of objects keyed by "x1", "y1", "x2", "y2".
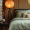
[
  {"x1": 8, "y1": 5, "x2": 10, "y2": 7},
  {"x1": 28, "y1": 0, "x2": 30, "y2": 4},
  {"x1": 5, "y1": 0, "x2": 14, "y2": 8}
]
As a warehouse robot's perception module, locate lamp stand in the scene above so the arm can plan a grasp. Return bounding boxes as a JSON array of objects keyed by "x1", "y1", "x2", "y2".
[{"x1": 8, "y1": 8, "x2": 11, "y2": 25}]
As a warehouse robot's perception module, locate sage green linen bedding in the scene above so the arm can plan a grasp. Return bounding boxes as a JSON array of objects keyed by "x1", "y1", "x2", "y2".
[{"x1": 9, "y1": 18, "x2": 30, "y2": 30}]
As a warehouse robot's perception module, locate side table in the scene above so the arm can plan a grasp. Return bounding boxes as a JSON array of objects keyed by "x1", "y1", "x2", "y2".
[{"x1": 0, "y1": 23, "x2": 8, "y2": 30}]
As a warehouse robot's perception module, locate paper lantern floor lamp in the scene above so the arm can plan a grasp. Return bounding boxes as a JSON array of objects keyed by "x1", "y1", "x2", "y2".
[{"x1": 5, "y1": 0, "x2": 14, "y2": 24}]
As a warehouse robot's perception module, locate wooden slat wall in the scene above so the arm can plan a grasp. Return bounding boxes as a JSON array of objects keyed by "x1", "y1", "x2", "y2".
[
  {"x1": 11, "y1": 8, "x2": 15, "y2": 19},
  {"x1": 26, "y1": 0, "x2": 28, "y2": 9},
  {"x1": 28, "y1": 1, "x2": 29, "y2": 9},
  {"x1": 19, "y1": 0, "x2": 22, "y2": 9},
  {"x1": 14, "y1": 0, "x2": 29, "y2": 9},
  {"x1": 22, "y1": 0, "x2": 26, "y2": 9},
  {"x1": 14, "y1": 0, "x2": 18, "y2": 9},
  {"x1": 29, "y1": 4, "x2": 30, "y2": 9},
  {"x1": 15, "y1": 0, "x2": 29, "y2": 9},
  {"x1": 5, "y1": 9, "x2": 8, "y2": 22}
]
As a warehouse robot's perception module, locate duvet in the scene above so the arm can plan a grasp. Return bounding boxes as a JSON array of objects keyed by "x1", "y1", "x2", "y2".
[{"x1": 9, "y1": 18, "x2": 30, "y2": 30}]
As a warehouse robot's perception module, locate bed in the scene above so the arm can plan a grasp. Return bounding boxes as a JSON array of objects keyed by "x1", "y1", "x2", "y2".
[{"x1": 9, "y1": 9, "x2": 30, "y2": 30}]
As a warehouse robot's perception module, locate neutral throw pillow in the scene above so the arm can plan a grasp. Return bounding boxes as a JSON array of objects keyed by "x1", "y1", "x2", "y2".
[
  {"x1": 22, "y1": 13, "x2": 27, "y2": 18},
  {"x1": 27, "y1": 14, "x2": 30, "y2": 18}
]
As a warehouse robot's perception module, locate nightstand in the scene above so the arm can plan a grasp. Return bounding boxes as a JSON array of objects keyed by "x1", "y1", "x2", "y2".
[{"x1": 0, "y1": 23, "x2": 8, "y2": 30}]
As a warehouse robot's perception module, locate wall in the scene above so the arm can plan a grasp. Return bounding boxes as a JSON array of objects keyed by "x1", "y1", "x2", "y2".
[
  {"x1": 19, "y1": 0, "x2": 29, "y2": 9},
  {"x1": 14, "y1": 0, "x2": 29, "y2": 9},
  {"x1": 3, "y1": 0, "x2": 6, "y2": 19}
]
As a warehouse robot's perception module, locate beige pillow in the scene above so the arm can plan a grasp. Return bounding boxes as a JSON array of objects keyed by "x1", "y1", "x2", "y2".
[
  {"x1": 22, "y1": 13, "x2": 27, "y2": 18},
  {"x1": 27, "y1": 14, "x2": 30, "y2": 18}
]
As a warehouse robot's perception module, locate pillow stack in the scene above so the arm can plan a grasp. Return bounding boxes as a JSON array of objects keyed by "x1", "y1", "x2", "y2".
[
  {"x1": 22, "y1": 13, "x2": 30, "y2": 18},
  {"x1": 27, "y1": 14, "x2": 30, "y2": 18}
]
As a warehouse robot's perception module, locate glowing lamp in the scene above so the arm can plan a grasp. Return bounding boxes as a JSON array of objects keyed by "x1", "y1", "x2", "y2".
[
  {"x1": 5, "y1": 0, "x2": 14, "y2": 24},
  {"x1": 5, "y1": 0, "x2": 14, "y2": 8}
]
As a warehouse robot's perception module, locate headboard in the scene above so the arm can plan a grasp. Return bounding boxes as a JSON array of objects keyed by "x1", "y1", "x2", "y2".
[
  {"x1": 15, "y1": 9, "x2": 30, "y2": 11},
  {"x1": 15, "y1": 9, "x2": 30, "y2": 17}
]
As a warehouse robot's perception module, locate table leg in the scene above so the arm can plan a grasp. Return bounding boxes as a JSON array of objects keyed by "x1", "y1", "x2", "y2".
[
  {"x1": 5, "y1": 25, "x2": 6, "y2": 30},
  {"x1": 1, "y1": 25, "x2": 3, "y2": 30}
]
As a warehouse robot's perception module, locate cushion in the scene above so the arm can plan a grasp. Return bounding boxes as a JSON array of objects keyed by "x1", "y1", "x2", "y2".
[
  {"x1": 22, "y1": 13, "x2": 27, "y2": 18},
  {"x1": 27, "y1": 14, "x2": 30, "y2": 18}
]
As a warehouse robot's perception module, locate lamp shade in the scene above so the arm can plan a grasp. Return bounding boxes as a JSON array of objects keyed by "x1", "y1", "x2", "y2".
[{"x1": 5, "y1": 0, "x2": 14, "y2": 8}]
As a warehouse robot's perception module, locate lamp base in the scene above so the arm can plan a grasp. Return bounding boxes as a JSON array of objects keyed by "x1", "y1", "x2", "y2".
[
  {"x1": 8, "y1": 8, "x2": 12, "y2": 25},
  {"x1": 8, "y1": 8, "x2": 11, "y2": 10}
]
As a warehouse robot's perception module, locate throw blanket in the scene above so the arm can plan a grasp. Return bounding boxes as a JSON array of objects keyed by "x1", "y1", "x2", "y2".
[{"x1": 9, "y1": 18, "x2": 30, "y2": 30}]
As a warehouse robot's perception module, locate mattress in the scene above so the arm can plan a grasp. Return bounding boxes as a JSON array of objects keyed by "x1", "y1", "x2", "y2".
[{"x1": 9, "y1": 18, "x2": 30, "y2": 30}]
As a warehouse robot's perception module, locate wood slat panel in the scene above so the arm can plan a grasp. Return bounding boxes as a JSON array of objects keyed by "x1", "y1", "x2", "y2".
[
  {"x1": 19, "y1": 0, "x2": 22, "y2": 9},
  {"x1": 29, "y1": 4, "x2": 30, "y2": 9},
  {"x1": 25, "y1": 0, "x2": 28, "y2": 9},
  {"x1": 27, "y1": 0, "x2": 29, "y2": 9},
  {"x1": 11, "y1": 7, "x2": 15, "y2": 19},
  {"x1": 5, "y1": 10, "x2": 8, "y2": 22},
  {"x1": 14, "y1": 0, "x2": 18, "y2": 9},
  {"x1": 22, "y1": 0, "x2": 26, "y2": 9}
]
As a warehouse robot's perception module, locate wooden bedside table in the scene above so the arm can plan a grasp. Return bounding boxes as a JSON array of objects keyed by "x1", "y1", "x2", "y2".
[{"x1": 0, "y1": 23, "x2": 8, "y2": 30}]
